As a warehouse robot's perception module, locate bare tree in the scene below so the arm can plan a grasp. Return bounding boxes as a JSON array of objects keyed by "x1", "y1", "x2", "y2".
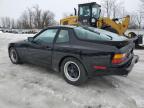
[
  {"x1": 0, "y1": 17, "x2": 12, "y2": 28},
  {"x1": 42, "y1": 10, "x2": 54, "y2": 27},
  {"x1": 101, "y1": 0, "x2": 114, "y2": 18},
  {"x1": 1, "y1": 4, "x2": 56, "y2": 29},
  {"x1": 120, "y1": 7, "x2": 128, "y2": 17},
  {"x1": 16, "y1": 4, "x2": 56, "y2": 29},
  {"x1": 1, "y1": 17, "x2": 6, "y2": 28},
  {"x1": 11, "y1": 19, "x2": 16, "y2": 29},
  {"x1": 45, "y1": 11, "x2": 56, "y2": 26},
  {"x1": 101, "y1": 0, "x2": 127, "y2": 18},
  {"x1": 136, "y1": 11, "x2": 143, "y2": 29},
  {"x1": 139, "y1": 0, "x2": 144, "y2": 28},
  {"x1": 113, "y1": 2, "x2": 127, "y2": 18},
  {"x1": 20, "y1": 11, "x2": 30, "y2": 29},
  {"x1": 128, "y1": 13, "x2": 138, "y2": 29},
  {"x1": 33, "y1": 5, "x2": 42, "y2": 28},
  {"x1": 32, "y1": 5, "x2": 56, "y2": 28},
  {"x1": 28, "y1": 8, "x2": 33, "y2": 28}
]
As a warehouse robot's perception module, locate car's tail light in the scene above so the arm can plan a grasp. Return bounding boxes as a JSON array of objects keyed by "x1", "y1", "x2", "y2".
[{"x1": 112, "y1": 53, "x2": 126, "y2": 64}]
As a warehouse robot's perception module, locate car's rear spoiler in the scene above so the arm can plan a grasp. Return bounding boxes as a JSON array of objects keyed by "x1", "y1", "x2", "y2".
[{"x1": 101, "y1": 37, "x2": 137, "y2": 48}]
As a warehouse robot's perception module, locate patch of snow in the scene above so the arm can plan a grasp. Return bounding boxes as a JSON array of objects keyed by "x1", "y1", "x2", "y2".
[{"x1": 0, "y1": 33, "x2": 144, "y2": 108}]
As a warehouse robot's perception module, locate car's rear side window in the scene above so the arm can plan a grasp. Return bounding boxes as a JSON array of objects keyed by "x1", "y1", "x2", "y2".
[
  {"x1": 56, "y1": 30, "x2": 69, "y2": 43},
  {"x1": 74, "y1": 27, "x2": 112, "y2": 41}
]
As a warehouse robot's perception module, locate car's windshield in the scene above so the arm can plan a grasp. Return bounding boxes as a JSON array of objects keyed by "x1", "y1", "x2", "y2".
[{"x1": 74, "y1": 27, "x2": 128, "y2": 41}]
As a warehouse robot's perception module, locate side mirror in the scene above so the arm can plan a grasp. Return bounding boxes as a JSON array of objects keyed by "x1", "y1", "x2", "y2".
[{"x1": 28, "y1": 37, "x2": 34, "y2": 42}]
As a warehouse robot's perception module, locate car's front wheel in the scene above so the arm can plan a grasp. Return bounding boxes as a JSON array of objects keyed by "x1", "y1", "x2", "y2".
[
  {"x1": 9, "y1": 47, "x2": 21, "y2": 64},
  {"x1": 61, "y1": 58, "x2": 87, "y2": 85}
]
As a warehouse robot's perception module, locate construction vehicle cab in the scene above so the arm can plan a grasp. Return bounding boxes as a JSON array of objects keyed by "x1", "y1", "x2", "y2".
[
  {"x1": 60, "y1": 2, "x2": 101, "y2": 27},
  {"x1": 78, "y1": 2, "x2": 101, "y2": 27}
]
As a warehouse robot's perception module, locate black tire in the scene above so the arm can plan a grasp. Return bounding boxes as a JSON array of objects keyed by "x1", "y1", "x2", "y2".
[
  {"x1": 9, "y1": 47, "x2": 21, "y2": 64},
  {"x1": 60, "y1": 57, "x2": 87, "y2": 86},
  {"x1": 128, "y1": 32, "x2": 137, "y2": 38}
]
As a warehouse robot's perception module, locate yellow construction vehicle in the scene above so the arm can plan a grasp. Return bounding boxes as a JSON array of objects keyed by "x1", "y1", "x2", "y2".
[{"x1": 60, "y1": 2, "x2": 130, "y2": 36}]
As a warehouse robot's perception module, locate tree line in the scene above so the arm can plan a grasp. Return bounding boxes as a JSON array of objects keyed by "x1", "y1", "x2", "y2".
[
  {"x1": 0, "y1": 5, "x2": 57, "y2": 29},
  {"x1": 1, "y1": 1, "x2": 144, "y2": 29}
]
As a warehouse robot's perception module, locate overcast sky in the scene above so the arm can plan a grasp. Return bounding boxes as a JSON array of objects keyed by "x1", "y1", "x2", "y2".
[{"x1": 0, "y1": 0, "x2": 141, "y2": 21}]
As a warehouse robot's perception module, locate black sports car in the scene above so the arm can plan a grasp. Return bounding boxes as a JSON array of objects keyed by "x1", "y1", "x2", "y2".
[{"x1": 8, "y1": 26, "x2": 139, "y2": 85}]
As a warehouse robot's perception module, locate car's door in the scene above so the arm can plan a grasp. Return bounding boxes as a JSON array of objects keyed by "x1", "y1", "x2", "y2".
[
  {"x1": 26, "y1": 28, "x2": 59, "y2": 66},
  {"x1": 52, "y1": 29, "x2": 71, "y2": 71}
]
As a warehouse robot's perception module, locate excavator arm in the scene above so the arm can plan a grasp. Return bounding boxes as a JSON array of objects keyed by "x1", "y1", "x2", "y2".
[
  {"x1": 97, "y1": 16, "x2": 130, "y2": 35},
  {"x1": 60, "y1": 15, "x2": 130, "y2": 36}
]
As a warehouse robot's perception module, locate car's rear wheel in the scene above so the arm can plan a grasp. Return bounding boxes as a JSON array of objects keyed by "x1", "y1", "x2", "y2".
[
  {"x1": 61, "y1": 58, "x2": 87, "y2": 85},
  {"x1": 9, "y1": 47, "x2": 21, "y2": 64}
]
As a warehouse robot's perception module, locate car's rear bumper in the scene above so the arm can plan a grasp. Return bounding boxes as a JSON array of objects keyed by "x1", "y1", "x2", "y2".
[{"x1": 88, "y1": 55, "x2": 139, "y2": 77}]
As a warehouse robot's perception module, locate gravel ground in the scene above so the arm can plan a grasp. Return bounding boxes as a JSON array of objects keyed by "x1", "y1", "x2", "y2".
[{"x1": 0, "y1": 32, "x2": 144, "y2": 108}]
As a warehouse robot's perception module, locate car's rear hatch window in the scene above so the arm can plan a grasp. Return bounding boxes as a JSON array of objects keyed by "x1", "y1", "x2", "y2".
[{"x1": 74, "y1": 27, "x2": 128, "y2": 41}]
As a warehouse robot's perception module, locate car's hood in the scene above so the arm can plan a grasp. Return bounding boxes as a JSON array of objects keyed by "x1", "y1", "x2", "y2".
[
  {"x1": 9, "y1": 40, "x2": 27, "y2": 46},
  {"x1": 15, "y1": 40, "x2": 26, "y2": 43}
]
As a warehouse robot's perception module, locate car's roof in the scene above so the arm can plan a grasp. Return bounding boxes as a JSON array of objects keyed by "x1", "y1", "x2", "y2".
[{"x1": 46, "y1": 25, "x2": 77, "y2": 29}]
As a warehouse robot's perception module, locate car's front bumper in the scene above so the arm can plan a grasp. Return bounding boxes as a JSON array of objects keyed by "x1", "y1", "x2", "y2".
[{"x1": 89, "y1": 55, "x2": 139, "y2": 77}]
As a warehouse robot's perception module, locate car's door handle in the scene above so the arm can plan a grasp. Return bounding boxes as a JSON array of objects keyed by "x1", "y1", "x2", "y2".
[{"x1": 42, "y1": 45, "x2": 52, "y2": 50}]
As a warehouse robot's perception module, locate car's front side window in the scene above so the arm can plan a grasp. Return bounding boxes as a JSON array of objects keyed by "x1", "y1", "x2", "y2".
[
  {"x1": 34, "y1": 29, "x2": 58, "y2": 44},
  {"x1": 56, "y1": 30, "x2": 69, "y2": 43}
]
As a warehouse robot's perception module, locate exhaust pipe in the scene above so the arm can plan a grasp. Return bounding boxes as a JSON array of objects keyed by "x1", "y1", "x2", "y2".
[{"x1": 74, "y1": 8, "x2": 77, "y2": 16}]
